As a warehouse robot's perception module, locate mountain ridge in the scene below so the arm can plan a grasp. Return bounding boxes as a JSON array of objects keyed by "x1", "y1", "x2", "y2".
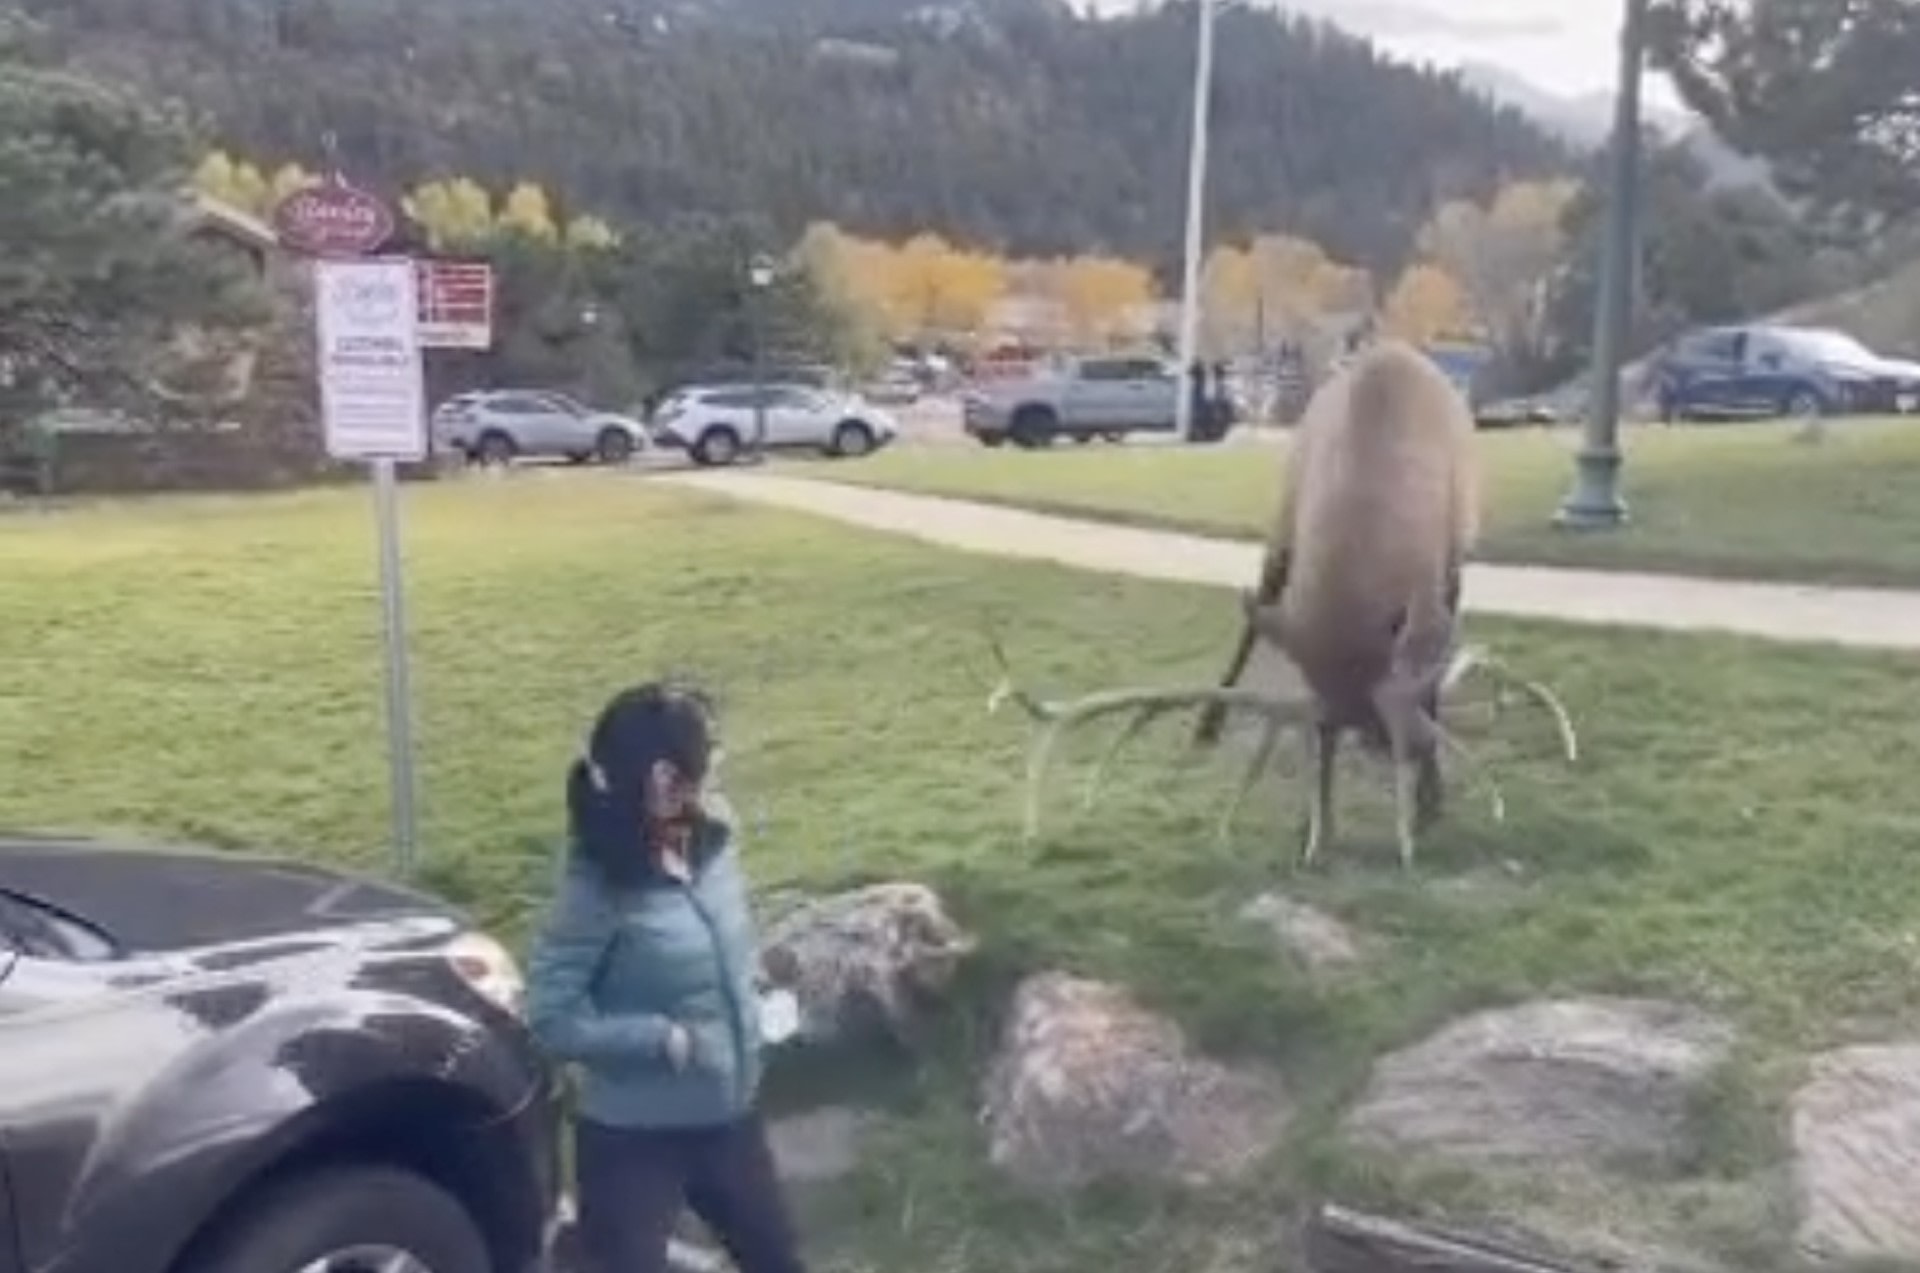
[
  {"x1": 1454, "y1": 59, "x2": 1774, "y2": 192},
  {"x1": 23, "y1": 0, "x2": 1573, "y2": 273}
]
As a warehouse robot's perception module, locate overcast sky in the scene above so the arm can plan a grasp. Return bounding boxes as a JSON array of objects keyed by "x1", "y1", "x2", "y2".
[{"x1": 1087, "y1": 0, "x2": 1683, "y2": 111}]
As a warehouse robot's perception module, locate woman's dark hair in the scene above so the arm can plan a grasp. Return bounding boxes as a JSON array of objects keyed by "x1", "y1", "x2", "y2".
[{"x1": 567, "y1": 681, "x2": 716, "y2": 887}]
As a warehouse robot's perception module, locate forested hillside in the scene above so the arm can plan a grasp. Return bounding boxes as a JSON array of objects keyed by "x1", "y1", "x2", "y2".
[{"x1": 19, "y1": 0, "x2": 1572, "y2": 274}]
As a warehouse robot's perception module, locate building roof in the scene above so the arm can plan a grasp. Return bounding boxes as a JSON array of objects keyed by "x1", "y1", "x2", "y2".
[{"x1": 188, "y1": 193, "x2": 281, "y2": 253}]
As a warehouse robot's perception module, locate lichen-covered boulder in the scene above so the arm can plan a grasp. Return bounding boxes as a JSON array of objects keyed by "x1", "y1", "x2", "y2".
[
  {"x1": 758, "y1": 882, "x2": 975, "y2": 1048},
  {"x1": 768, "y1": 1106, "x2": 870, "y2": 1186},
  {"x1": 1236, "y1": 892, "x2": 1366, "y2": 973},
  {"x1": 1791, "y1": 1044, "x2": 1920, "y2": 1263},
  {"x1": 981, "y1": 972, "x2": 1291, "y2": 1189},
  {"x1": 1343, "y1": 997, "x2": 1736, "y2": 1171}
]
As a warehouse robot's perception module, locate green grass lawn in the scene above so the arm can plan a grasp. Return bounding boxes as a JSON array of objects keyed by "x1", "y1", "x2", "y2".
[
  {"x1": 824, "y1": 417, "x2": 1920, "y2": 588},
  {"x1": 5, "y1": 472, "x2": 1920, "y2": 1269}
]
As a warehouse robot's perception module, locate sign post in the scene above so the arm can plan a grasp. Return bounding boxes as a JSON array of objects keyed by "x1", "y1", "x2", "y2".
[{"x1": 313, "y1": 255, "x2": 427, "y2": 876}]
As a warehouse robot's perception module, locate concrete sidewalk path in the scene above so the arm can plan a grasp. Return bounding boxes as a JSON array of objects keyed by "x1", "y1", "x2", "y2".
[{"x1": 661, "y1": 470, "x2": 1920, "y2": 654}]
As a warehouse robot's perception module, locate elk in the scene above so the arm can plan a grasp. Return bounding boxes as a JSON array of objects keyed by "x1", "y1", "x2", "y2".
[{"x1": 989, "y1": 340, "x2": 1577, "y2": 870}]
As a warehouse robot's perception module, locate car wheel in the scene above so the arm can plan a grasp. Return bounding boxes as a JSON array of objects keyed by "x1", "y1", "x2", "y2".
[
  {"x1": 1009, "y1": 406, "x2": 1056, "y2": 450},
  {"x1": 182, "y1": 1167, "x2": 487, "y2": 1273},
  {"x1": 1785, "y1": 389, "x2": 1824, "y2": 420},
  {"x1": 596, "y1": 427, "x2": 636, "y2": 466},
  {"x1": 831, "y1": 420, "x2": 876, "y2": 458},
  {"x1": 692, "y1": 426, "x2": 742, "y2": 467},
  {"x1": 475, "y1": 431, "x2": 517, "y2": 468}
]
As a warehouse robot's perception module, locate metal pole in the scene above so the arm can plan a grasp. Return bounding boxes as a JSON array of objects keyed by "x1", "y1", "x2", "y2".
[
  {"x1": 1173, "y1": 0, "x2": 1217, "y2": 444},
  {"x1": 1556, "y1": 0, "x2": 1647, "y2": 530},
  {"x1": 751, "y1": 294, "x2": 767, "y2": 458},
  {"x1": 372, "y1": 457, "x2": 419, "y2": 875}
]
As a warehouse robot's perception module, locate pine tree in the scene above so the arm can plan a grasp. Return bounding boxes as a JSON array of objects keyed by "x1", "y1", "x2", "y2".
[{"x1": 0, "y1": 16, "x2": 265, "y2": 430}]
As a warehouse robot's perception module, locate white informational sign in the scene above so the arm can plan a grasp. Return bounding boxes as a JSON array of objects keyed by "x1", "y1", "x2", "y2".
[{"x1": 315, "y1": 257, "x2": 428, "y2": 462}]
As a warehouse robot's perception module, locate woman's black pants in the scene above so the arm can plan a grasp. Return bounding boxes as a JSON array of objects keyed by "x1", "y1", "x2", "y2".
[{"x1": 575, "y1": 1114, "x2": 807, "y2": 1273}]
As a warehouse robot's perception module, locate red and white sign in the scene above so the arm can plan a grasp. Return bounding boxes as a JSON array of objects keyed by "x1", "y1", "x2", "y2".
[
  {"x1": 415, "y1": 259, "x2": 495, "y2": 351},
  {"x1": 275, "y1": 177, "x2": 396, "y2": 259}
]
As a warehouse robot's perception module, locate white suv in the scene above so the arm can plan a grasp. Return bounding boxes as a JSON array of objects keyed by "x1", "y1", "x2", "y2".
[
  {"x1": 431, "y1": 390, "x2": 649, "y2": 466},
  {"x1": 651, "y1": 385, "x2": 899, "y2": 467}
]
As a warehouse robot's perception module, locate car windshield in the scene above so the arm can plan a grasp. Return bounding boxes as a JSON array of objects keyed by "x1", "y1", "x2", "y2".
[
  {"x1": 0, "y1": 887, "x2": 122, "y2": 962},
  {"x1": 1785, "y1": 330, "x2": 1878, "y2": 363}
]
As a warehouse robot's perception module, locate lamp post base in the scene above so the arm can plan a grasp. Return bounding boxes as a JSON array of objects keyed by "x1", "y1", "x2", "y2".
[{"x1": 1554, "y1": 448, "x2": 1630, "y2": 530}]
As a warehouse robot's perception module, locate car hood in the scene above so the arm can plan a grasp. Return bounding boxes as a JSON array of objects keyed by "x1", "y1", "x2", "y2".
[
  {"x1": 587, "y1": 412, "x2": 647, "y2": 433},
  {"x1": 1819, "y1": 356, "x2": 1918, "y2": 382},
  {"x1": 0, "y1": 836, "x2": 459, "y2": 955}
]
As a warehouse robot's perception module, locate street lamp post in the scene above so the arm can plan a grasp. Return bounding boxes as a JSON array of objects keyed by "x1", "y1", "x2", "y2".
[
  {"x1": 749, "y1": 254, "x2": 775, "y2": 459},
  {"x1": 1173, "y1": 0, "x2": 1218, "y2": 445},
  {"x1": 1556, "y1": 0, "x2": 1649, "y2": 530}
]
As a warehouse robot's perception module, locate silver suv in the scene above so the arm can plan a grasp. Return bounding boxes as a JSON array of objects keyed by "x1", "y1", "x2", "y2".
[
  {"x1": 961, "y1": 354, "x2": 1192, "y2": 447},
  {"x1": 431, "y1": 390, "x2": 649, "y2": 466}
]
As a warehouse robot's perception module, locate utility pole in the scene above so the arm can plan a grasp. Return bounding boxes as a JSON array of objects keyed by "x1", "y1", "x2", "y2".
[
  {"x1": 749, "y1": 254, "x2": 774, "y2": 459},
  {"x1": 1173, "y1": 0, "x2": 1217, "y2": 444},
  {"x1": 1556, "y1": 0, "x2": 1648, "y2": 530}
]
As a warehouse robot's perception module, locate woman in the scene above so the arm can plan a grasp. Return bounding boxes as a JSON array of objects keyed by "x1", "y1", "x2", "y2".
[{"x1": 526, "y1": 682, "x2": 807, "y2": 1273}]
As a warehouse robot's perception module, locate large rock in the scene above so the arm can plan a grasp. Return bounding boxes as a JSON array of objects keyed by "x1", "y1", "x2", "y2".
[
  {"x1": 758, "y1": 882, "x2": 976, "y2": 1049},
  {"x1": 1237, "y1": 892, "x2": 1366, "y2": 973},
  {"x1": 768, "y1": 1106, "x2": 869, "y2": 1186},
  {"x1": 1344, "y1": 998, "x2": 1736, "y2": 1172},
  {"x1": 1792, "y1": 1045, "x2": 1920, "y2": 1263},
  {"x1": 981, "y1": 972, "x2": 1291, "y2": 1189}
]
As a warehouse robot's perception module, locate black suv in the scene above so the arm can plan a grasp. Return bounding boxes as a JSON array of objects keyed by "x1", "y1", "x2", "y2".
[{"x1": 0, "y1": 834, "x2": 562, "y2": 1273}]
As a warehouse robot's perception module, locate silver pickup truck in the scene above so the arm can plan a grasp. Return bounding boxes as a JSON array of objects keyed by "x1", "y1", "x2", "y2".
[{"x1": 962, "y1": 354, "x2": 1228, "y2": 447}]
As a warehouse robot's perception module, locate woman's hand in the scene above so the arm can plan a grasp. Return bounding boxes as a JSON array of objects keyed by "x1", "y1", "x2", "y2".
[{"x1": 664, "y1": 1022, "x2": 693, "y2": 1072}]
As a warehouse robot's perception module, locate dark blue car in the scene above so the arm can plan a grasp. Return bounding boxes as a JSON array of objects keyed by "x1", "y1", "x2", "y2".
[{"x1": 1651, "y1": 324, "x2": 1920, "y2": 422}]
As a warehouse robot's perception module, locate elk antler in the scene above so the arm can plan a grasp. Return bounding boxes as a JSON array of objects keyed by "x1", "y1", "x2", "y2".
[
  {"x1": 1443, "y1": 646, "x2": 1581, "y2": 765},
  {"x1": 986, "y1": 636, "x2": 1312, "y2": 841},
  {"x1": 1216, "y1": 711, "x2": 1290, "y2": 843}
]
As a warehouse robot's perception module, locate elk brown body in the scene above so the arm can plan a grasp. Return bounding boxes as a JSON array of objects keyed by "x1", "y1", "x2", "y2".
[
  {"x1": 1198, "y1": 339, "x2": 1481, "y2": 866},
  {"x1": 987, "y1": 339, "x2": 1575, "y2": 869}
]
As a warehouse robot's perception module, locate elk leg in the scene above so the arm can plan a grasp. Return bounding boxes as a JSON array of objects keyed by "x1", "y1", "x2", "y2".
[
  {"x1": 1376, "y1": 689, "x2": 1443, "y2": 872},
  {"x1": 1195, "y1": 549, "x2": 1289, "y2": 747},
  {"x1": 1299, "y1": 720, "x2": 1339, "y2": 869},
  {"x1": 1415, "y1": 747, "x2": 1445, "y2": 832},
  {"x1": 1390, "y1": 728, "x2": 1420, "y2": 871},
  {"x1": 1427, "y1": 554, "x2": 1461, "y2": 819}
]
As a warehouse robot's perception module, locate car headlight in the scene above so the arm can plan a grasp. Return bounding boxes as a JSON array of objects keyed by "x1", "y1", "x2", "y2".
[{"x1": 445, "y1": 930, "x2": 526, "y2": 1018}]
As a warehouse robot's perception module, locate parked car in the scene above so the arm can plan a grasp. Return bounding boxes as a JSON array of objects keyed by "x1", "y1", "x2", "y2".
[
  {"x1": 862, "y1": 363, "x2": 924, "y2": 406},
  {"x1": 960, "y1": 354, "x2": 1230, "y2": 447},
  {"x1": 431, "y1": 390, "x2": 649, "y2": 466},
  {"x1": 643, "y1": 363, "x2": 838, "y2": 417},
  {"x1": 651, "y1": 384, "x2": 899, "y2": 466},
  {"x1": 0, "y1": 832, "x2": 561, "y2": 1273},
  {"x1": 1473, "y1": 397, "x2": 1560, "y2": 429},
  {"x1": 1649, "y1": 325, "x2": 1920, "y2": 422}
]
